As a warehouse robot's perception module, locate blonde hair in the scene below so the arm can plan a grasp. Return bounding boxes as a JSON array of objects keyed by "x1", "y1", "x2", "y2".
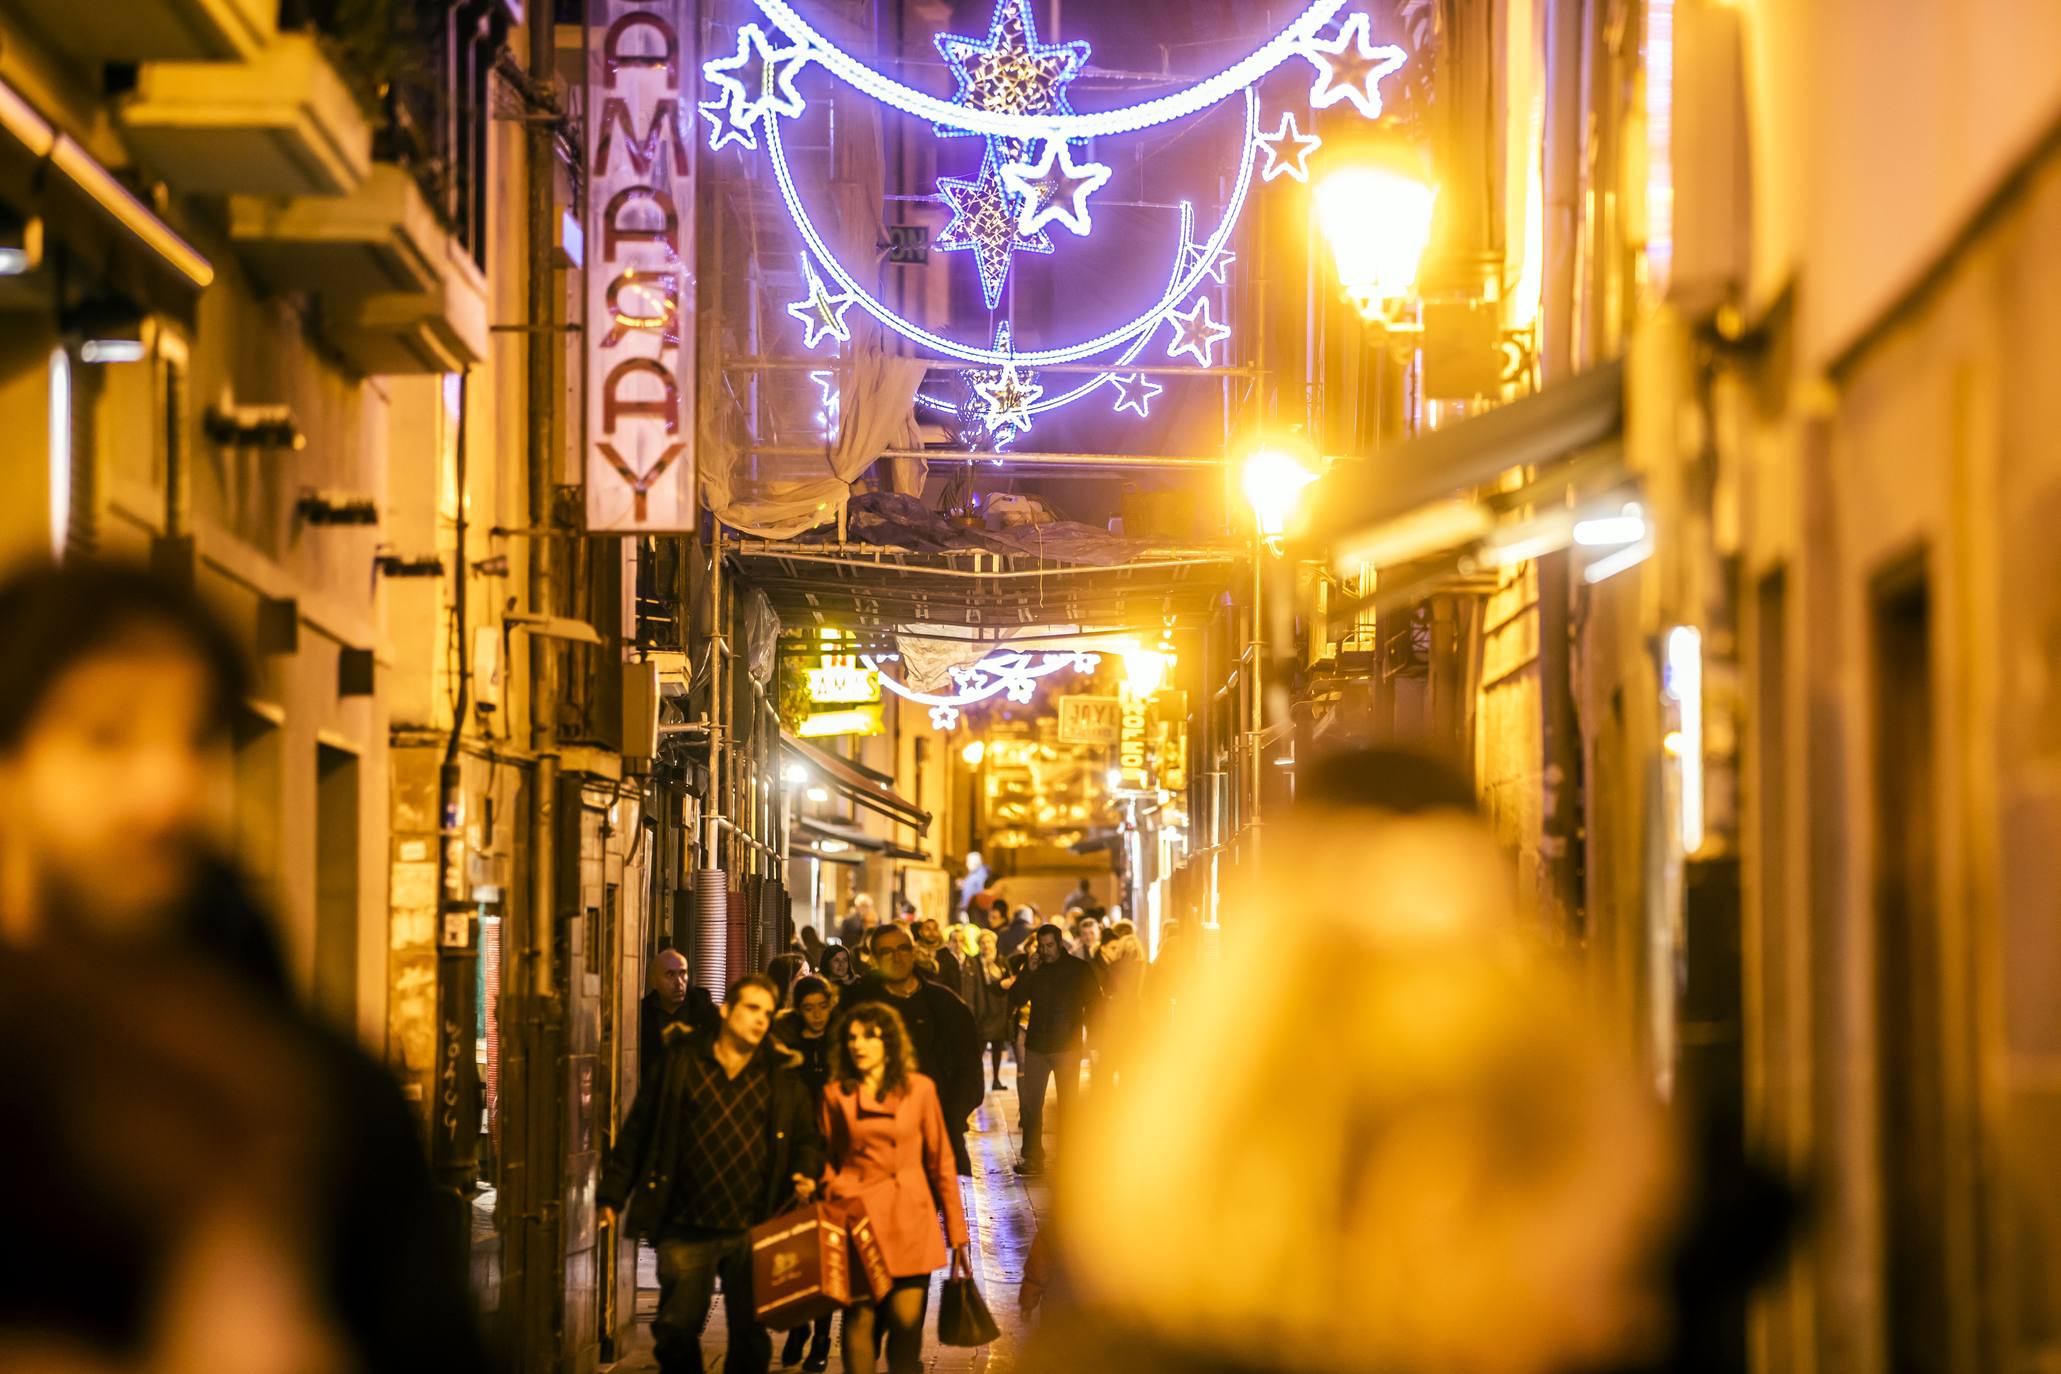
[{"x1": 1056, "y1": 809, "x2": 1675, "y2": 1374}]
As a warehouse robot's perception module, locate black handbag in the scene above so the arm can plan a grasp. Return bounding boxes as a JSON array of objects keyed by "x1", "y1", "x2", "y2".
[{"x1": 936, "y1": 1249, "x2": 1000, "y2": 1347}]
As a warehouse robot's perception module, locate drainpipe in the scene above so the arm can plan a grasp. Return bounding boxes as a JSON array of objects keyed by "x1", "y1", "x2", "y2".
[
  {"x1": 524, "y1": 2, "x2": 559, "y2": 1010},
  {"x1": 1537, "y1": 0, "x2": 1586, "y2": 939},
  {"x1": 433, "y1": 370, "x2": 479, "y2": 1204}
]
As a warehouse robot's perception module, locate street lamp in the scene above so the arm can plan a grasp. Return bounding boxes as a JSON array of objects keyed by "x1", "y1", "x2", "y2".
[
  {"x1": 1241, "y1": 446, "x2": 1322, "y2": 550},
  {"x1": 1312, "y1": 149, "x2": 1436, "y2": 329}
]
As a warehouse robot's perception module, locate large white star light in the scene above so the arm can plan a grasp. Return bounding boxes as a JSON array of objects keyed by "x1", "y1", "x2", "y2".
[
  {"x1": 702, "y1": 24, "x2": 810, "y2": 148},
  {"x1": 1164, "y1": 297, "x2": 1232, "y2": 366},
  {"x1": 1256, "y1": 111, "x2": 1323, "y2": 182},
  {"x1": 937, "y1": 149, "x2": 1054, "y2": 309},
  {"x1": 1000, "y1": 139, "x2": 1112, "y2": 237},
  {"x1": 786, "y1": 255, "x2": 855, "y2": 350},
  {"x1": 1301, "y1": 13, "x2": 1408, "y2": 118}
]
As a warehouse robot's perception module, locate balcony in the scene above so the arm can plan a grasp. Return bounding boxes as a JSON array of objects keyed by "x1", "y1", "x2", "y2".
[
  {"x1": 322, "y1": 240, "x2": 487, "y2": 376},
  {"x1": 9, "y1": 0, "x2": 273, "y2": 62},
  {"x1": 121, "y1": 32, "x2": 371, "y2": 196},
  {"x1": 228, "y1": 165, "x2": 443, "y2": 296}
]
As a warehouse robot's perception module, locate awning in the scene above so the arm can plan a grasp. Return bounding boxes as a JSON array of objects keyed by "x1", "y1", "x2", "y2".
[
  {"x1": 0, "y1": 78, "x2": 213, "y2": 325},
  {"x1": 781, "y1": 734, "x2": 931, "y2": 830},
  {"x1": 1298, "y1": 361, "x2": 1625, "y2": 553},
  {"x1": 790, "y1": 814, "x2": 930, "y2": 865}
]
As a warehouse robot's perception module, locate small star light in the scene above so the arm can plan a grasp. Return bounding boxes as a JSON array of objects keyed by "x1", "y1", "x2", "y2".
[
  {"x1": 934, "y1": 0, "x2": 1091, "y2": 138},
  {"x1": 698, "y1": 98, "x2": 757, "y2": 153},
  {"x1": 974, "y1": 352, "x2": 1043, "y2": 436},
  {"x1": 930, "y1": 704, "x2": 962, "y2": 731},
  {"x1": 1164, "y1": 298, "x2": 1232, "y2": 366},
  {"x1": 786, "y1": 256, "x2": 855, "y2": 350},
  {"x1": 1000, "y1": 139, "x2": 1113, "y2": 237},
  {"x1": 1182, "y1": 240, "x2": 1238, "y2": 285},
  {"x1": 703, "y1": 24, "x2": 809, "y2": 138},
  {"x1": 938, "y1": 152, "x2": 1054, "y2": 309},
  {"x1": 1255, "y1": 111, "x2": 1323, "y2": 182},
  {"x1": 1302, "y1": 13, "x2": 1408, "y2": 119},
  {"x1": 1109, "y1": 372, "x2": 1163, "y2": 417}
]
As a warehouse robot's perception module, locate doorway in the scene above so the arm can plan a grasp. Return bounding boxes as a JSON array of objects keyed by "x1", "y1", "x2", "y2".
[
  {"x1": 1870, "y1": 554, "x2": 1947, "y2": 1374},
  {"x1": 313, "y1": 743, "x2": 361, "y2": 1032}
]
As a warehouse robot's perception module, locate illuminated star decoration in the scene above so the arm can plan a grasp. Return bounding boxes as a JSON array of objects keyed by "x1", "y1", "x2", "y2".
[
  {"x1": 1255, "y1": 111, "x2": 1323, "y2": 181},
  {"x1": 968, "y1": 322, "x2": 1042, "y2": 436},
  {"x1": 934, "y1": 0, "x2": 1091, "y2": 300},
  {"x1": 1000, "y1": 138, "x2": 1113, "y2": 237},
  {"x1": 703, "y1": 23, "x2": 809, "y2": 147},
  {"x1": 1183, "y1": 240, "x2": 1238, "y2": 285},
  {"x1": 930, "y1": 704, "x2": 962, "y2": 731},
  {"x1": 1164, "y1": 297, "x2": 1232, "y2": 366},
  {"x1": 957, "y1": 323, "x2": 1032, "y2": 448},
  {"x1": 1301, "y1": 13, "x2": 1408, "y2": 119},
  {"x1": 698, "y1": 98, "x2": 757, "y2": 153},
  {"x1": 785, "y1": 255, "x2": 856, "y2": 350},
  {"x1": 1109, "y1": 372, "x2": 1163, "y2": 417},
  {"x1": 933, "y1": 0, "x2": 1091, "y2": 142},
  {"x1": 807, "y1": 369, "x2": 841, "y2": 437},
  {"x1": 936, "y1": 149, "x2": 1054, "y2": 309}
]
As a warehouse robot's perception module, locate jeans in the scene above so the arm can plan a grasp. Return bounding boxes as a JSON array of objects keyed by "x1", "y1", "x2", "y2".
[
  {"x1": 1018, "y1": 1048, "x2": 1081, "y2": 1167},
  {"x1": 653, "y1": 1229, "x2": 771, "y2": 1374}
]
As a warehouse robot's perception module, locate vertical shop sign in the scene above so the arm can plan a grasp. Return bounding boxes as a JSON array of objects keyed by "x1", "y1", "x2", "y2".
[
  {"x1": 586, "y1": 0, "x2": 697, "y2": 531},
  {"x1": 1118, "y1": 694, "x2": 1150, "y2": 790}
]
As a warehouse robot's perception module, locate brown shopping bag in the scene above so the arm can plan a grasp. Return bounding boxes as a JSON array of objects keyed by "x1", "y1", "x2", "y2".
[
  {"x1": 749, "y1": 1203, "x2": 852, "y2": 1328},
  {"x1": 842, "y1": 1197, "x2": 895, "y2": 1301}
]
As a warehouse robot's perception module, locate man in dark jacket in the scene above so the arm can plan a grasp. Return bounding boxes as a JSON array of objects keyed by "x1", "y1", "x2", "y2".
[
  {"x1": 599, "y1": 973, "x2": 825, "y2": 1374},
  {"x1": 639, "y1": 947, "x2": 718, "y2": 1085},
  {"x1": 839, "y1": 923, "x2": 985, "y2": 1174},
  {"x1": 1009, "y1": 924, "x2": 1101, "y2": 1176}
]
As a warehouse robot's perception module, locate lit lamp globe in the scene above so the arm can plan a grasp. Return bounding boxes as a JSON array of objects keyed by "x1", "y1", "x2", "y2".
[
  {"x1": 1312, "y1": 150, "x2": 1436, "y2": 324},
  {"x1": 1241, "y1": 447, "x2": 1322, "y2": 546}
]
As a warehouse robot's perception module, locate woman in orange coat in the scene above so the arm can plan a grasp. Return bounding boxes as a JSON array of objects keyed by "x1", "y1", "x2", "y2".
[{"x1": 820, "y1": 1001, "x2": 971, "y2": 1374}]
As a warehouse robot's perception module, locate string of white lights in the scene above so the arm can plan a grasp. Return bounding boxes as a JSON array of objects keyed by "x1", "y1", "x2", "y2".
[
  {"x1": 749, "y1": 0, "x2": 1351, "y2": 140},
  {"x1": 763, "y1": 91, "x2": 1257, "y2": 368}
]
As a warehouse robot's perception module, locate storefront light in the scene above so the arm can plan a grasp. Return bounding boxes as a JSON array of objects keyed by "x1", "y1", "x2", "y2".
[
  {"x1": 805, "y1": 785, "x2": 830, "y2": 803},
  {"x1": 960, "y1": 739, "x2": 986, "y2": 766},
  {"x1": 1313, "y1": 160, "x2": 1436, "y2": 322},
  {"x1": 783, "y1": 762, "x2": 808, "y2": 785},
  {"x1": 1572, "y1": 503, "x2": 1646, "y2": 547}
]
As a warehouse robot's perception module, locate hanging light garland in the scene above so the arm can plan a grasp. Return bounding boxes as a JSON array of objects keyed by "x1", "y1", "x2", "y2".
[
  {"x1": 862, "y1": 650, "x2": 1101, "y2": 732},
  {"x1": 702, "y1": 0, "x2": 1407, "y2": 441}
]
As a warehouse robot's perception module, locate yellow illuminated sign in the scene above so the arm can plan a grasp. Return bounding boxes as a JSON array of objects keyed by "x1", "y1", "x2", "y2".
[
  {"x1": 798, "y1": 705, "x2": 884, "y2": 738},
  {"x1": 806, "y1": 664, "x2": 879, "y2": 704}
]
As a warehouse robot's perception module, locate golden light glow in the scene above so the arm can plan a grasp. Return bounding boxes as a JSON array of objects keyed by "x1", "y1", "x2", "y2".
[
  {"x1": 1117, "y1": 642, "x2": 1174, "y2": 698},
  {"x1": 1241, "y1": 447, "x2": 1322, "y2": 542},
  {"x1": 797, "y1": 706, "x2": 883, "y2": 738},
  {"x1": 1313, "y1": 163, "x2": 1436, "y2": 320},
  {"x1": 961, "y1": 739, "x2": 986, "y2": 767}
]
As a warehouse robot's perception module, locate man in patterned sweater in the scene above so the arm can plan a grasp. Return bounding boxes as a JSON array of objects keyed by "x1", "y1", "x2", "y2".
[{"x1": 599, "y1": 973, "x2": 826, "y2": 1374}]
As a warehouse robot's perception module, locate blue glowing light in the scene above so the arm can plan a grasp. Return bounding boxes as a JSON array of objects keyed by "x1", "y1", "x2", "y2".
[{"x1": 750, "y1": 0, "x2": 1353, "y2": 140}]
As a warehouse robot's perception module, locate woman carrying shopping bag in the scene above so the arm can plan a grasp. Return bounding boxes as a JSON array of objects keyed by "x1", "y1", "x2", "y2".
[{"x1": 819, "y1": 1002, "x2": 971, "y2": 1373}]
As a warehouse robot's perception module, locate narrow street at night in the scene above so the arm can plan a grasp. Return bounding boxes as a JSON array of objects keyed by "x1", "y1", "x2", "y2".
[{"x1": 2, "y1": 1, "x2": 2060, "y2": 1374}]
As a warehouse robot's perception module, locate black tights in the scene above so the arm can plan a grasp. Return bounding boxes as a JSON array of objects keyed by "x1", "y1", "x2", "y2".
[
  {"x1": 988, "y1": 1042, "x2": 1006, "y2": 1082},
  {"x1": 842, "y1": 1286, "x2": 929, "y2": 1374}
]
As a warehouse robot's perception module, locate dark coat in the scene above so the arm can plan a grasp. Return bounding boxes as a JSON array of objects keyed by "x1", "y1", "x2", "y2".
[
  {"x1": 770, "y1": 1009, "x2": 833, "y2": 1100},
  {"x1": 597, "y1": 1024, "x2": 828, "y2": 1238},
  {"x1": 963, "y1": 960, "x2": 1014, "y2": 1044},
  {"x1": 836, "y1": 975, "x2": 984, "y2": 1127},
  {"x1": 1011, "y1": 953, "x2": 1101, "y2": 1055},
  {"x1": 997, "y1": 915, "x2": 1034, "y2": 959},
  {"x1": 639, "y1": 988, "x2": 717, "y2": 1085}
]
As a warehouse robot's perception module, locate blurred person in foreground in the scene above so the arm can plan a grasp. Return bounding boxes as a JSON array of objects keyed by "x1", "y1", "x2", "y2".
[
  {"x1": 0, "y1": 949, "x2": 345, "y2": 1374},
  {"x1": 1025, "y1": 748, "x2": 1680, "y2": 1374},
  {"x1": 642, "y1": 947, "x2": 719, "y2": 1086},
  {"x1": 598, "y1": 974, "x2": 825, "y2": 1374},
  {"x1": 0, "y1": 560, "x2": 487, "y2": 1374}
]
